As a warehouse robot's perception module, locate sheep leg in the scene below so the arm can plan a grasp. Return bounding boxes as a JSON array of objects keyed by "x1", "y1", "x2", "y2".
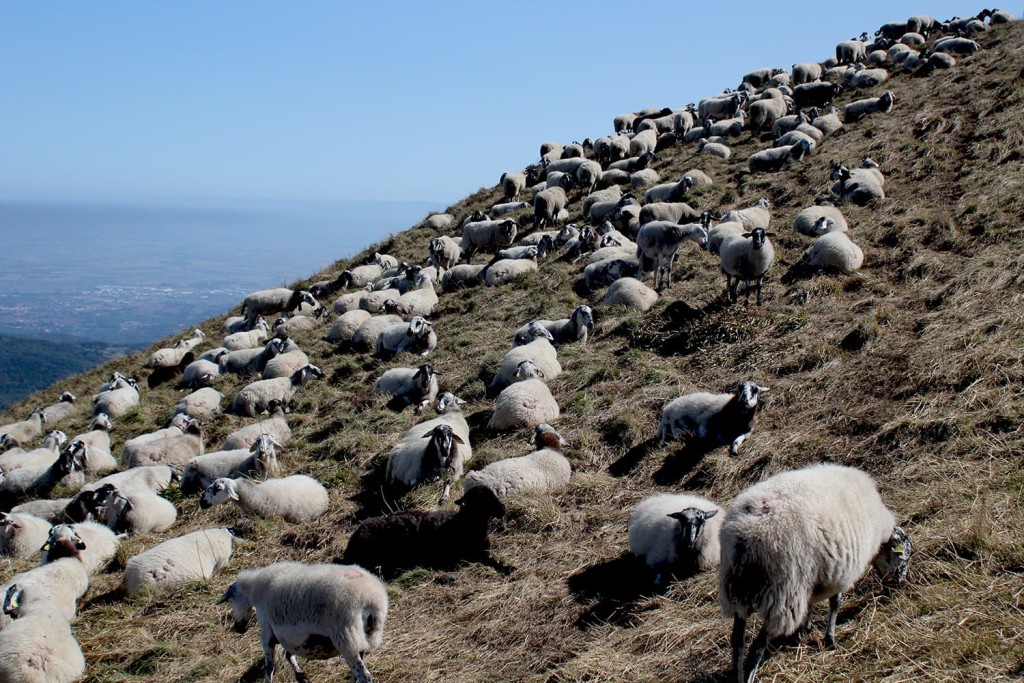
[
  {"x1": 730, "y1": 616, "x2": 747, "y2": 683},
  {"x1": 743, "y1": 623, "x2": 770, "y2": 683},
  {"x1": 439, "y1": 478, "x2": 453, "y2": 505},
  {"x1": 285, "y1": 652, "x2": 310, "y2": 683},
  {"x1": 729, "y1": 432, "x2": 750, "y2": 455},
  {"x1": 343, "y1": 653, "x2": 373, "y2": 683},
  {"x1": 755, "y1": 277, "x2": 765, "y2": 306},
  {"x1": 824, "y1": 593, "x2": 841, "y2": 648},
  {"x1": 743, "y1": 279, "x2": 753, "y2": 305},
  {"x1": 261, "y1": 629, "x2": 279, "y2": 683}
]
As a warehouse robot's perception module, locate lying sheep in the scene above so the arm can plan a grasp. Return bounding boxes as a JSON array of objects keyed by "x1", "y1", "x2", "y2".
[
  {"x1": 748, "y1": 96, "x2": 790, "y2": 134},
  {"x1": 720, "y1": 464, "x2": 911, "y2": 682},
  {"x1": 0, "y1": 429, "x2": 67, "y2": 472},
  {"x1": 843, "y1": 90, "x2": 895, "y2": 122},
  {"x1": 629, "y1": 493, "x2": 723, "y2": 585},
  {"x1": 122, "y1": 527, "x2": 233, "y2": 596},
  {"x1": 831, "y1": 164, "x2": 885, "y2": 205},
  {"x1": 333, "y1": 290, "x2": 369, "y2": 314},
  {"x1": 0, "y1": 445, "x2": 83, "y2": 507},
  {"x1": 425, "y1": 213, "x2": 454, "y2": 230},
  {"x1": 603, "y1": 277, "x2": 659, "y2": 311},
  {"x1": 0, "y1": 583, "x2": 86, "y2": 683},
  {"x1": 395, "y1": 272, "x2": 439, "y2": 317},
  {"x1": 0, "y1": 556, "x2": 88, "y2": 631},
  {"x1": 219, "y1": 561, "x2": 388, "y2": 683},
  {"x1": 465, "y1": 423, "x2": 571, "y2": 498},
  {"x1": 67, "y1": 438, "x2": 117, "y2": 476},
  {"x1": 629, "y1": 168, "x2": 661, "y2": 190},
  {"x1": 219, "y1": 338, "x2": 289, "y2": 376},
  {"x1": 794, "y1": 204, "x2": 848, "y2": 236},
  {"x1": 639, "y1": 202, "x2": 700, "y2": 226},
  {"x1": 441, "y1": 264, "x2": 488, "y2": 292},
  {"x1": 174, "y1": 387, "x2": 224, "y2": 422},
  {"x1": 721, "y1": 198, "x2": 771, "y2": 231},
  {"x1": 221, "y1": 400, "x2": 291, "y2": 450},
  {"x1": 748, "y1": 138, "x2": 812, "y2": 173},
  {"x1": 144, "y1": 329, "x2": 205, "y2": 370},
  {"x1": 636, "y1": 219, "x2": 709, "y2": 290},
  {"x1": 805, "y1": 223, "x2": 864, "y2": 274},
  {"x1": 462, "y1": 218, "x2": 518, "y2": 262},
  {"x1": 584, "y1": 256, "x2": 639, "y2": 290},
  {"x1": 512, "y1": 306, "x2": 594, "y2": 347},
  {"x1": 698, "y1": 138, "x2": 731, "y2": 159},
  {"x1": 326, "y1": 309, "x2": 372, "y2": 344},
  {"x1": 933, "y1": 37, "x2": 980, "y2": 54},
  {"x1": 0, "y1": 409, "x2": 45, "y2": 448},
  {"x1": 374, "y1": 364, "x2": 439, "y2": 412},
  {"x1": 40, "y1": 392, "x2": 76, "y2": 426},
  {"x1": 200, "y1": 475, "x2": 329, "y2": 523},
  {"x1": 42, "y1": 522, "x2": 119, "y2": 574},
  {"x1": 385, "y1": 420, "x2": 472, "y2": 503},
  {"x1": 92, "y1": 375, "x2": 139, "y2": 418},
  {"x1": 231, "y1": 364, "x2": 325, "y2": 418},
  {"x1": 181, "y1": 433, "x2": 281, "y2": 494},
  {"x1": 272, "y1": 309, "x2": 329, "y2": 337},
  {"x1": 658, "y1": 380, "x2": 768, "y2": 454},
  {"x1": 123, "y1": 416, "x2": 204, "y2": 469},
  {"x1": 339, "y1": 264, "x2": 384, "y2": 290},
  {"x1": 489, "y1": 324, "x2": 561, "y2": 393},
  {"x1": 487, "y1": 364, "x2": 560, "y2": 431},
  {"x1": 181, "y1": 351, "x2": 226, "y2": 388},
  {"x1": 223, "y1": 318, "x2": 269, "y2": 351},
  {"x1": 0, "y1": 512, "x2": 52, "y2": 559},
  {"x1": 375, "y1": 316, "x2": 437, "y2": 358},
  {"x1": 485, "y1": 258, "x2": 538, "y2": 286},
  {"x1": 262, "y1": 347, "x2": 311, "y2": 380},
  {"x1": 343, "y1": 485, "x2": 509, "y2": 576},
  {"x1": 350, "y1": 314, "x2": 404, "y2": 351},
  {"x1": 103, "y1": 487, "x2": 178, "y2": 535}
]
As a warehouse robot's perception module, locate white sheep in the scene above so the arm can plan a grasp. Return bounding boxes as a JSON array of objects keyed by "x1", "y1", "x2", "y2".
[
  {"x1": 636, "y1": 220, "x2": 709, "y2": 289},
  {"x1": 805, "y1": 223, "x2": 864, "y2": 274},
  {"x1": 489, "y1": 325, "x2": 561, "y2": 393},
  {"x1": 80, "y1": 465, "x2": 175, "y2": 498},
  {"x1": 831, "y1": 162, "x2": 885, "y2": 205},
  {"x1": 0, "y1": 409, "x2": 45, "y2": 448},
  {"x1": 223, "y1": 317, "x2": 270, "y2": 351},
  {"x1": 326, "y1": 309, "x2": 372, "y2": 344},
  {"x1": 499, "y1": 171, "x2": 528, "y2": 201},
  {"x1": 375, "y1": 316, "x2": 437, "y2": 358},
  {"x1": 512, "y1": 305, "x2": 594, "y2": 347},
  {"x1": 182, "y1": 434, "x2": 281, "y2": 495},
  {"x1": 487, "y1": 368, "x2": 560, "y2": 431},
  {"x1": 584, "y1": 256, "x2": 639, "y2": 290},
  {"x1": 0, "y1": 583, "x2": 86, "y2": 683},
  {"x1": 793, "y1": 205, "x2": 848, "y2": 236},
  {"x1": 374, "y1": 364, "x2": 439, "y2": 412},
  {"x1": 181, "y1": 352, "x2": 226, "y2": 388},
  {"x1": 628, "y1": 493, "x2": 723, "y2": 585},
  {"x1": 425, "y1": 212, "x2": 454, "y2": 230},
  {"x1": 395, "y1": 272, "x2": 439, "y2": 317},
  {"x1": 42, "y1": 522, "x2": 119, "y2": 575},
  {"x1": 67, "y1": 438, "x2": 117, "y2": 476},
  {"x1": 843, "y1": 90, "x2": 895, "y2": 122},
  {"x1": 534, "y1": 185, "x2": 570, "y2": 229},
  {"x1": 484, "y1": 257, "x2": 537, "y2": 286},
  {"x1": 707, "y1": 221, "x2": 746, "y2": 256},
  {"x1": 218, "y1": 561, "x2": 388, "y2": 683},
  {"x1": 603, "y1": 277, "x2": 659, "y2": 311},
  {"x1": 465, "y1": 423, "x2": 570, "y2": 498},
  {"x1": 221, "y1": 400, "x2": 292, "y2": 451},
  {"x1": 428, "y1": 235, "x2": 462, "y2": 278},
  {"x1": 791, "y1": 62, "x2": 823, "y2": 84},
  {"x1": 241, "y1": 288, "x2": 317, "y2": 324},
  {"x1": 9, "y1": 499, "x2": 72, "y2": 524},
  {"x1": 385, "y1": 415, "x2": 473, "y2": 502},
  {"x1": 0, "y1": 445, "x2": 83, "y2": 506},
  {"x1": 40, "y1": 392, "x2": 77, "y2": 426},
  {"x1": 350, "y1": 314, "x2": 404, "y2": 351},
  {"x1": 440, "y1": 263, "x2": 488, "y2": 292},
  {"x1": 332, "y1": 290, "x2": 369, "y2": 314},
  {"x1": 261, "y1": 348, "x2": 311, "y2": 380},
  {"x1": 122, "y1": 527, "x2": 234, "y2": 596},
  {"x1": 123, "y1": 416, "x2": 204, "y2": 469},
  {"x1": 0, "y1": 512, "x2": 52, "y2": 559},
  {"x1": 720, "y1": 228, "x2": 776, "y2": 306},
  {"x1": 219, "y1": 338, "x2": 289, "y2": 376},
  {"x1": 0, "y1": 430, "x2": 67, "y2": 472},
  {"x1": 462, "y1": 218, "x2": 518, "y2": 262},
  {"x1": 748, "y1": 138, "x2": 812, "y2": 173},
  {"x1": 144, "y1": 329, "x2": 205, "y2": 369},
  {"x1": 231, "y1": 364, "x2": 325, "y2": 418},
  {"x1": 92, "y1": 375, "x2": 139, "y2": 418},
  {"x1": 698, "y1": 138, "x2": 731, "y2": 159},
  {"x1": 720, "y1": 464, "x2": 911, "y2": 682},
  {"x1": 102, "y1": 486, "x2": 178, "y2": 535},
  {"x1": 200, "y1": 475, "x2": 329, "y2": 523},
  {"x1": 174, "y1": 387, "x2": 224, "y2": 422},
  {"x1": 630, "y1": 168, "x2": 661, "y2": 189},
  {"x1": 0, "y1": 557, "x2": 88, "y2": 629},
  {"x1": 658, "y1": 380, "x2": 768, "y2": 454}
]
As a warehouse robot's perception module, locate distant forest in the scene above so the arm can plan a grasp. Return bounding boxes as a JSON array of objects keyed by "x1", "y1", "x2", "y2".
[{"x1": 0, "y1": 335, "x2": 132, "y2": 412}]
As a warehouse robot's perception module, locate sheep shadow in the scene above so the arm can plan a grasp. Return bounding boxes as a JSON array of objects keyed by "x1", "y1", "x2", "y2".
[
  {"x1": 349, "y1": 462, "x2": 403, "y2": 521},
  {"x1": 780, "y1": 260, "x2": 816, "y2": 285},
  {"x1": 567, "y1": 554, "x2": 663, "y2": 629},
  {"x1": 234, "y1": 659, "x2": 265, "y2": 683},
  {"x1": 653, "y1": 440, "x2": 719, "y2": 485},
  {"x1": 608, "y1": 438, "x2": 658, "y2": 478},
  {"x1": 146, "y1": 367, "x2": 180, "y2": 389}
]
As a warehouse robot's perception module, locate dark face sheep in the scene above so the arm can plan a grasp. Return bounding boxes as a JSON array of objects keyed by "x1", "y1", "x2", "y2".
[
  {"x1": 423, "y1": 424, "x2": 464, "y2": 474},
  {"x1": 668, "y1": 507, "x2": 719, "y2": 560},
  {"x1": 873, "y1": 526, "x2": 912, "y2": 583},
  {"x1": 42, "y1": 525, "x2": 87, "y2": 562},
  {"x1": 434, "y1": 392, "x2": 466, "y2": 414},
  {"x1": 455, "y1": 484, "x2": 506, "y2": 519},
  {"x1": 734, "y1": 380, "x2": 767, "y2": 410},
  {"x1": 743, "y1": 228, "x2": 773, "y2": 250}
]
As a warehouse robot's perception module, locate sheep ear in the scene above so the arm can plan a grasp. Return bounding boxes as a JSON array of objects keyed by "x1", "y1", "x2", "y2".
[
  {"x1": 217, "y1": 584, "x2": 236, "y2": 604},
  {"x1": 452, "y1": 433, "x2": 466, "y2": 444},
  {"x1": 536, "y1": 369, "x2": 545, "y2": 378},
  {"x1": 765, "y1": 231, "x2": 776, "y2": 237},
  {"x1": 228, "y1": 488, "x2": 240, "y2": 501},
  {"x1": 757, "y1": 385, "x2": 770, "y2": 393},
  {"x1": 704, "y1": 509, "x2": 719, "y2": 519},
  {"x1": 741, "y1": 232, "x2": 752, "y2": 238}
]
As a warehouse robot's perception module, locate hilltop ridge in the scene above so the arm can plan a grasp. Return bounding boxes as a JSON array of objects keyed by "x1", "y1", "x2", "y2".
[{"x1": 2, "y1": 14, "x2": 1024, "y2": 683}]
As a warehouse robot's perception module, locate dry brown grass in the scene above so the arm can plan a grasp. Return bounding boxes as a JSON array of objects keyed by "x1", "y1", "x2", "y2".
[{"x1": 3, "y1": 20, "x2": 1024, "y2": 683}]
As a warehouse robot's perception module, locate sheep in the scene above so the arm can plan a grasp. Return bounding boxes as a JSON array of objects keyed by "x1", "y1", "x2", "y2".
[
  {"x1": 426, "y1": 213, "x2": 454, "y2": 230},
  {"x1": 42, "y1": 522, "x2": 119, "y2": 574},
  {"x1": 428, "y1": 235, "x2": 462, "y2": 280},
  {"x1": 219, "y1": 562, "x2": 388, "y2": 683},
  {"x1": 0, "y1": 446, "x2": 83, "y2": 507},
  {"x1": 835, "y1": 37, "x2": 868, "y2": 64},
  {"x1": 67, "y1": 437, "x2": 117, "y2": 476},
  {"x1": 843, "y1": 90, "x2": 895, "y2": 122},
  {"x1": 385, "y1": 420, "x2": 472, "y2": 503},
  {"x1": 642, "y1": 175, "x2": 698, "y2": 204},
  {"x1": 597, "y1": 168, "x2": 631, "y2": 189},
  {"x1": 0, "y1": 557, "x2": 88, "y2": 630},
  {"x1": 697, "y1": 92, "x2": 746, "y2": 121},
  {"x1": 0, "y1": 512, "x2": 52, "y2": 559},
  {"x1": 40, "y1": 392, "x2": 76, "y2": 426},
  {"x1": 933, "y1": 37, "x2": 980, "y2": 54},
  {"x1": 487, "y1": 365, "x2": 559, "y2": 431},
  {"x1": 338, "y1": 264, "x2": 385, "y2": 291},
  {"x1": 792, "y1": 82, "x2": 842, "y2": 112},
  {"x1": 608, "y1": 150, "x2": 656, "y2": 173},
  {"x1": 629, "y1": 493, "x2": 723, "y2": 585},
  {"x1": 144, "y1": 329, "x2": 205, "y2": 370},
  {"x1": 748, "y1": 138, "x2": 812, "y2": 173},
  {"x1": 182, "y1": 351, "x2": 227, "y2": 388},
  {"x1": 831, "y1": 165, "x2": 885, "y2": 205},
  {"x1": 584, "y1": 256, "x2": 639, "y2": 290},
  {"x1": 792, "y1": 62, "x2": 823, "y2": 84},
  {"x1": 774, "y1": 128, "x2": 817, "y2": 150},
  {"x1": 805, "y1": 224, "x2": 864, "y2": 274},
  {"x1": 588, "y1": 195, "x2": 636, "y2": 225},
  {"x1": 603, "y1": 277, "x2": 659, "y2": 311},
  {"x1": 462, "y1": 218, "x2": 518, "y2": 262},
  {"x1": 374, "y1": 316, "x2": 437, "y2": 359},
  {"x1": 720, "y1": 464, "x2": 911, "y2": 682},
  {"x1": 497, "y1": 244, "x2": 543, "y2": 262},
  {"x1": 748, "y1": 96, "x2": 790, "y2": 134},
  {"x1": 658, "y1": 380, "x2": 768, "y2": 454},
  {"x1": 120, "y1": 412, "x2": 190, "y2": 458},
  {"x1": 102, "y1": 486, "x2": 177, "y2": 535},
  {"x1": 262, "y1": 347, "x2": 311, "y2": 380},
  {"x1": 534, "y1": 185, "x2": 570, "y2": 230},
  {"x1": 174, "y1": 387, "x2": 224, "y2": 422},
  {"x1": 78, "y1": 464, "x2": 175, "y2": 497},
  {"x1": 200, "y1": 474, "x2": 328, "y2": 523},
  {"x1": 123, "y1": 416, "x2": 204, "y2": 469},
  {"x1": 326, "y1": 309, "x2": 372, "y2": 344},
  {"x1": 272, "y1": 309, "x2": 329, "y2": 337},
  {"x1": 639, "y1": 201, "x2": 700, "y2": 225},
  {"x1": 332, "y1": 290, "x2": 369, "y2": 314},
  {"x1": 925, "y1": 51, "x2": 957, "y2": 71},
  {"x1": 707, "y1": 112, "x2": 746, "y2": 138},
  {"x1": 500, "y1": 171, "x2": 528, "y2": 201},
  {"x1": 0, "y1": 583, "x2": 86, "y2": 683},
  {"x1": 628, "y1": 129, "x2": 658, "y2": 158},
  {"x1": 9, "y1": 499, "x2": 72, "y2": 524},
  {"x1": 241, "y1": 288, "x2": 317, "y2": 324},
  {"x1": 0, "y1": 430, "x2": 67, "y2": 472},
  {"x1": 351, "y1": 314, "x2": 405, "y2": 351},
  {"x1": 576, "y1": 160, "x2": 603, "y2": 194},
  {"x1": 808, "y1": 106, "x2": 843, "y2": 135},
  {"x1": 465, "y1": 423, "x2": 570, "y2": 498},
  {"x1": 91, "y1": 375, "x2": 139, "y2": 418},
  {"x1": 583, "y1": 186, "x2": 622, "y2": 214},
  {"x1": 343, "y1": 484, "x2": 509, "y2": 578},
  {"x1": 512, "y1": 306, "x2": 594, "y2": 348},
  {"x1": 794, "y1": 204, "x2": 848, "y2": 236},
  {"x1": 629, "y1": 168, "x2": 661, "y2": 190},
  {"x1": 437, "y1": 264, "x2": 484, "y2": 292},
  {"x1": 721, "y1": 198, "x2": 771, "y2": 231},
  {"x1": 219, "y1": 338, "x2": 288, "y2": 376},
  {"x1": 850, "y1": 66, "x2": 889, "y2": 87},
  {"x1": 719, "y1": 228, "x2": 776, "y2": 306},
  {"x1": 698, "y1": 138, "x2": 731, "y2": 159},
  {"x1": 636, "y1": 219, "x2": 709, "y2": 289},
  {"x1": 604, "y1": 134, "x2": 631, "y2": 163},
  {"x1": 374, "y1": 364, "x2": 439, "y2": 412},
  {"x1": 561, "y1": 141, "x2": 586, "y2": 158},
  {"x1": 489, "y1": 324, "x2": 561, "y2": 393},
  {"x1": 122, "y1": 527, "x2": 234, "y2": 596},
  {"x1": 231, "y1": 364, "x2": 325, "y2": 417},
  {"x1": 223, "y1": 317, "x2": 270, "y2": 351},
  {"x1": 983, "y1": 8, "x2": 1015, "y2": 23},
  {"x1": 221, "y1": 400, "x2": 291, "y2": 451},
  {"x1": 221, "y1": 315, "x2": 257, "y2": 334},
  {"x1": 182, "y1": 433, "x2": 281, "y2": 494}
]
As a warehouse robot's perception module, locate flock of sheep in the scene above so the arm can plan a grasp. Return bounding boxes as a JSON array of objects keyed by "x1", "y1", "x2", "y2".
[{"x1": 0, "y1": 8, "x2": 1013, "y2": 683}]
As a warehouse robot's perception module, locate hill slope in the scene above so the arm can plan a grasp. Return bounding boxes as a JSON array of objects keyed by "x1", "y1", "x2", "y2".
[{"x1": 2, "y1": 18, "x2": 1023, "y2": 683}]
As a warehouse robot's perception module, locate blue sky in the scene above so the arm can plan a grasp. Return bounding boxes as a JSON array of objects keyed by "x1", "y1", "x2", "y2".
[{"x1": 1, "y1": 2, "x2": 987, "y2": 206}]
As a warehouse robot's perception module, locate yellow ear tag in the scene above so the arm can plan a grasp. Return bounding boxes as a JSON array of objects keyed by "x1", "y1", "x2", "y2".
[
  {"x1": 41, "y1": 543, "x2": 50, "y2": 551},
  {"x1": 893, "y1": 543, "x2": 905, "y2": 554}
]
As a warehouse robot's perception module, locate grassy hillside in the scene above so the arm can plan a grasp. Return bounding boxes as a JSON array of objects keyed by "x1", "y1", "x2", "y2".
[{"x1": 2, "y1": 18, "x2": 1023, "y2": 683}]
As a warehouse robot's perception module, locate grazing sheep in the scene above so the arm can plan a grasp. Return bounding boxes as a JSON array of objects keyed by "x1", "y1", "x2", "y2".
[
  {"x1": 836, "y1": 37, "x2": 868, "y2": 64},
  {"x1": 91, "y1": 375, "x2": 140, "y2": 418},
  {"x1": 719, "y1": 228, "x2": 776, "y2": 306},
  {"x1": 182, "y1": 433, "x2": 281, "y2": 495},
  {"x1": 174, "y1": 387, "x2": 224, "y2": 422},
  {"x1": 603, "y1": 277, "x2": 659, "y2": 311},
  {"x1": 576, "y1": 160, "x2": 603, "y2": 194},
  {"x1": 720, "y1": 464, "x2": 911, "y2": 683},
  {"x1": 40, "y1": 392, "x2": 77, "y2": 426},
  {"x1": 42, "y1": 522, "x2": 119, "y2": 575},
  {"x1": 374, "y1": 364, "x2": 439, "y2": 412},
  {"x1": 794, "y1": 204, "x2": 848, "y2": 236},
  {"x1": 465, "y1": 423, "x2": 571, "y2": 498},
  {"x1": 343, "y1": 485, "x2": 509, "y2": 576},
  {"x1": 636, "y1": 219, "x2": 709, "y2": 289},
  {"x1": 534, "y1": 184, "x2": 570, "y2": 230},
  {"x1": 658, "y1": 380, "x2": 768, "y2": 454},
  {"x1": 489, "y1": 325, "x2": 561, "y2": 393},
  {"x1": 262, "y1": 348, "x2": 311, "y2": 380},
  {"x1": 698, "y1": 138, "x2": 731, "y2": 159},
  {"x1": 638, "y1": 202, "x2": 700, "y2": 225},
  {"x1": 219, "y1": 338, "x2": 289, "y2": 376},
  {"x1": 123, "y1": 417, "x2": 204, "y2": 469},
  {"x1": 241, "y1": 288, "x2": 317, "y2": 325},
  {"x1": 805, "y1": 224, "x2": 864, "y2": 274},
  {"x1": 748, "y1": 138, "x2": 812, "y2": 173},
  {"x1": 102, "y1": 487, "x2": 177, "y2": 535},
  {"x1": 0, "y1": 409, "x2": 45, "y2": 448},
  {"x1": 385, "y1": 419, "x2": 473, "y2": 503},
  {"x1": 487, "y1": 370, "x2": 560, "y2": 431},
  {"x1": 513, "y1": 305, "x2": 594, "y2": 347},
  {"x1": 219, "y1": 562, "x2": 388, "y2": 683},
  {"x1": 843, "y1": 91, "x2": 895, "y2": 122},
  {"x1": 122, "y1": 527, "x2": 234, "y2": 596},
  {"x1": 485, "y1": 258, "x2": 538, "y2": 286},
  {"x1": 792, "y1": 62, "x2": 823, "y2": 84},
  {"x1": 462, "y1": 218, "x2": 519, "y2": 262},
  {"x1": 629, "y1": 129, "x2": 659, "y2": 157},
  {"x1": 441, "y1": 264, "x2": 488, "y2": 292},
  {"x1": 0, "y1": 583, "x2": 86, "y2": 683},
  {"x1": 326, "y1": 309, "x2": 372, "y2": 344},
  {"x1": 425, "y1": 213, "x2": 454, "y2": 230},
  {"x1": 748, "y1": 97, "x2": 790, "y2": 134},
  {"x1": 0, "y1": 512, "x2": 52, "y2": 560},
  {"x1": 375, "y1": 316, "x2": 437, "y2": 358},
  {"x1": 231, "y1": 365, "x2": 325, "y2": 418},
  {"x1": 200, "y1": 475, "x2": 329, "y2": 523},
  {"x1": 629, "y1": 493, "x2": 723, "y2": 585},
  {"x1": 223, "y1": 318, "x2": 270, "y2": 351}
]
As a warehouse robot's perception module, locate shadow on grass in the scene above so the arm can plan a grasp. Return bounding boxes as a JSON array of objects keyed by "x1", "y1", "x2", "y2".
[
  {"x1": 349, "y1": 463, "x2": 403, "y2": 520},
  {"x1": 235, "y1": 658, "x2": 265, "y2": 683},
  {"x1": 608, "y1": 438, "x2": 658, "y2": 477},
  {"x1": 567, "y1": 553, "x2": 655, "y2": 629},
  {"x1": 653, "y1": 440, "x2": 718, "y2": 485}
]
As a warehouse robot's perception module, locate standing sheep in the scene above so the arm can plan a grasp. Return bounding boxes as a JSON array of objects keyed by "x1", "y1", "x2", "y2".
[
  {"x1": 628, "y1": 493, "x2": 723, "y2": 585},
  {"x1": 122, "y1": 528, "x2": 234, "y2": 596},
  {"x1": 636, "y1": 219, "x2": 709, "y2": 290},
  {"x1": 719, "y1": 227, "x2": 777, "y2": 306},
  {"x1": 428, "y1": 235, "x2": 461, "y2": 278},
  {"x1": 658, "y1": 380, "x2": 768, "y2": 454},
  {"x1": 462, "y1": 218, "x2": 519, "y2": 262},
  {"x1": 720, "y1": 464, "x2": 911, "y2": 682},
  {"x1": 200, "y1": 475, "x2": 329, "y2": 523}
]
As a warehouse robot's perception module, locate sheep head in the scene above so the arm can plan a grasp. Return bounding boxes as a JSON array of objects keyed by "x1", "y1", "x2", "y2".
[
  {"x1": 732, "y1": 381, "x2": 769, "y2": 410},
  {"x1": 218, "y1": 581, "x2": 255, "y2": 634},
  {"x1": 667, "y1": 507, "x2": 719, "y2": 552},
  {"x1": 874, "y1": 527, "x2": 912, "y2": 584},
  {"x1": 435, "y1": 392, "x2": 466, "y2": 414}
]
